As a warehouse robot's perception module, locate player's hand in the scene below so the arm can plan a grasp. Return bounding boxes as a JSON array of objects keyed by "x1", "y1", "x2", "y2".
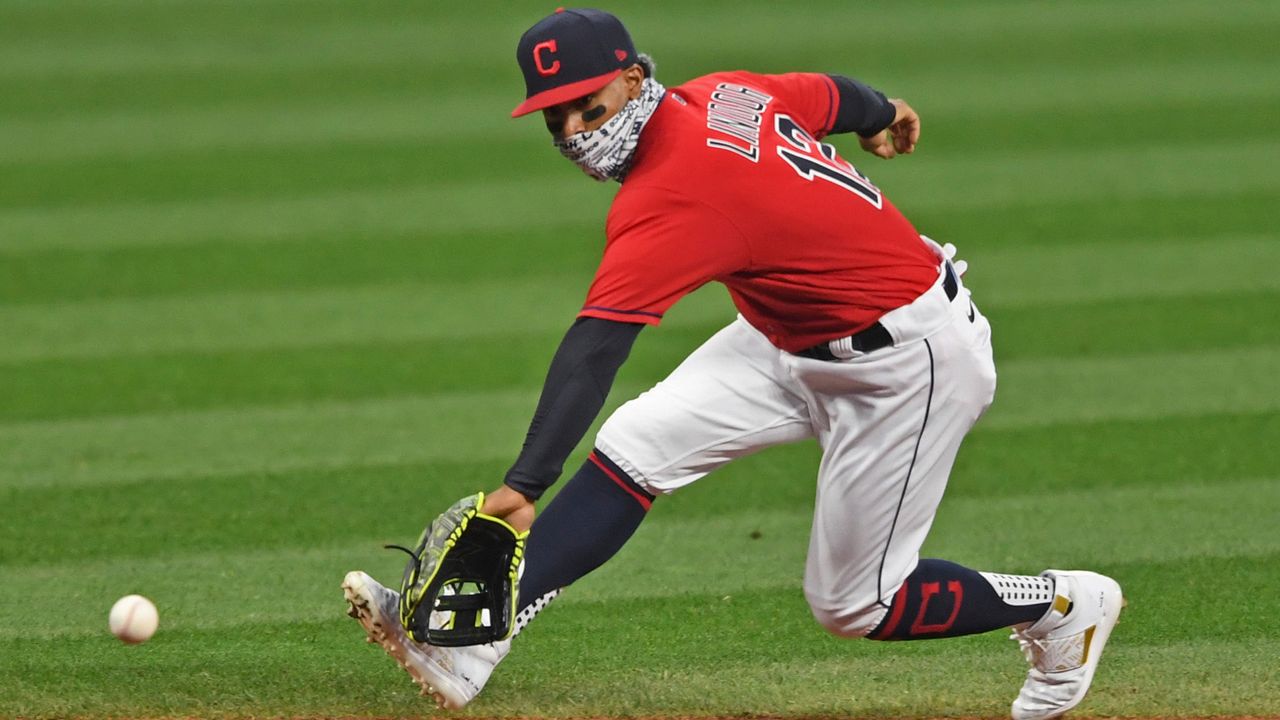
[
  {"x1": 859, "y1": 98, "x2": 920, "y2": 159},
  {"x1": 481, "y1": 485, "x2": 536, "y2": 532}
]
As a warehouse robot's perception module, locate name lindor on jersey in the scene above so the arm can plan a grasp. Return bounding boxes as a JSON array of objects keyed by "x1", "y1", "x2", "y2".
[
  {"x1": 705, "y1": 82, "x2": 772, "y2": 162},
  {"x1": 578, "y1": 71, "x2": 939, "y2": 352}
]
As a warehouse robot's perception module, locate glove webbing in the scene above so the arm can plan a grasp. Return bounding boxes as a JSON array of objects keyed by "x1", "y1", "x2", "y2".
[{"x1": 391, "y1": 493, "x2": 527, "y2": 647}]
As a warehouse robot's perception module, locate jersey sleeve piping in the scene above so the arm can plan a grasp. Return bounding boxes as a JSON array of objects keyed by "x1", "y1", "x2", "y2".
[
  {"x1": 819, "y1": 73, "x2": 839, "y2": 138},
  {"x1": 578, "y1": 306, "x2": 664, "y2": 325},
  {"x1": 581, "y1": 305, "x2": 663, "y2": 320}
]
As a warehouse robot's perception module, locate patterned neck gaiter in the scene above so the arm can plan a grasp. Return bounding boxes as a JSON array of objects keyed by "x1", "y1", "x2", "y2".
[{"x1": 554, "y1": 77, "x2": 666, "y2": 183}]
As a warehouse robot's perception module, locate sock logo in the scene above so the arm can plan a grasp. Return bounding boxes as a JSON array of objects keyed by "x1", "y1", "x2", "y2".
[{"x1": 909, "y1": 580, "x2": 963, "y2": 635}]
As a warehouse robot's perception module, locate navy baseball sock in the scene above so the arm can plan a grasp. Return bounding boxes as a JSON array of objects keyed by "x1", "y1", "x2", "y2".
[
  {"x1": 869, "y1": 559, "x2": 1055, "y2": 640},
  {"x1": 513, "y1": 449, "x2": 653, "y2": 631}
]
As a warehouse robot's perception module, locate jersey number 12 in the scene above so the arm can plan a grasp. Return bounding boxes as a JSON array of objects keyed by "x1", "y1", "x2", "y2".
[{"x1": 774, "y1": 114, "x2": 883, "y2": 208}]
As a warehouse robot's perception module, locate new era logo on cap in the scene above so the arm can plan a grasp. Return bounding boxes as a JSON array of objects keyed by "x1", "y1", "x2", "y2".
[{"x1": 512, "y1": 8, "x2": 637, "y2": 117}]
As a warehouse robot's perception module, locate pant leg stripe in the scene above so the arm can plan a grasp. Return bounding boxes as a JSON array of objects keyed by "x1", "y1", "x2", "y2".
[{"x1": 875, "y1": 338, "x2": 935, "y2": 605}]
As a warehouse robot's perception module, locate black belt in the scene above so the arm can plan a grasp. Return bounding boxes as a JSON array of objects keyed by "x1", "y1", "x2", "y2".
[{"x1": 794, "y1": 262, "x2": 959, "y2": 361}]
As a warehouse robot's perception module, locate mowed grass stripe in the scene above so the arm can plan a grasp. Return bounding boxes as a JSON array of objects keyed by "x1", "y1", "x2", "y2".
[
  {"x1": 7, "y1": 95, "x2": 1280, "y2": 211},
  {"x1": 0, "y1": 227, "x2": 600, "y2": 305},
  {"x1": 981, "y1": 345, "x2": 1280, "y2": 429},
  {"x1": 6, "y1": 30, "x2": 1277, "y2": 128},
  {"x1": 3, "y1": 190, "x2": 1273, "y2": 300},
  {"x1": 3, "y1": 483, "x2": 1275, "y2": 637},
  {"x1": 3, "y1": 289, "x2": 1277, "y2": 422},
  {"x1": 5, "y1": 624, "x2": 1278, "y2": 718},
  {"x1": 0, "y1": 137, "x2": 551, "y2": 211},
  {"x1": 866, "y1": 138, "x2": 1280, "y2": 212},
  {"x1": 0, "y1": 0, "x2": 496, "y2": 42},
  {"x1": 5, "y1": 0, "x2": 1274, "y2": 121},
  {"x1": 2, "y1": 344, "x2": 1276, "y2": 489},
  {"x1": 0, "y1": 273, "x2": 703, "y2": 362},
  {"x1": 0, "y1": 91, "x2": 531, "y2": 165},
  {"x1": 0, "y1": 322, "x2": 694, "y2": 423},
  {"x1": 988, "y1": 289, "x2": 1280, "y2": 361},
  {"x1": 0, "y1": 388, "x2": 543, "y2": 490},
  {"x1": 969, "y1": 234, "x2": 1279, "y2": 306},
  {"x1": 6, "y1": 57, "x2": 1277, "y2": 165},
  {"x1": 2, "y1": 235, "x2": 1273, "y2": 361},
  {"x1": 1, "y1": 0, "x2": 1273, "y2": 130},
  {"x1": 0, "y1": 619, "x2": 431, "y2": 720},
  {"x1": 3, "y1": 140, "x2": 1274, "y2": 255},
  {"x1": 915, "y1": 191, "x2": 1278, "y2": 250},
  {"x1": 6, "y1": 410, "x2": 1276, "y2": 561},
  {"x1": 499, "y1": 631, "x2": 1280, "y2": 717},
  {"x1": 0, "y1": 174, "x2": 604, "y2": 253},
  {"x1": 2, "y1": 0, "x2": 1272, "y2": 83},
  {"x1": 958, "y1": 410, "x2": 1280, "y2": 497},
  {"x1": 4, "y1": 0, "x2": 1272, "y2": 62},
  {"x1": 5, "y1": 227, "x2": 1275, "y2": 309}
]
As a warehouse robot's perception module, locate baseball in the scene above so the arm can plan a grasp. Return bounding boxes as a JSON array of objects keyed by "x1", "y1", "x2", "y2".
[{"x1": 109, "y1": 594, "x2": 159, "y2": 644}]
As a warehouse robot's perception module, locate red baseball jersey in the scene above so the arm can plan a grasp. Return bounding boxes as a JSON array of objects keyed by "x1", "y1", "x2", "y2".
[{"x1": 578, "y1": 71, "x2": 939, "y2": 352}]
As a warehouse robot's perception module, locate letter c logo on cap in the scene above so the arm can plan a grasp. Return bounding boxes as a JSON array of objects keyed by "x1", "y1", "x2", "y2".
[{"x1": 533, "y1": 39, "x2": 560, "y2": 76}]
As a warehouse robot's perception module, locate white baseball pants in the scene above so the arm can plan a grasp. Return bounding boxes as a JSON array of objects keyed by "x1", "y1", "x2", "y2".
[{"x1": 595, "y1": 263, "x2": 997, "y2": 636}]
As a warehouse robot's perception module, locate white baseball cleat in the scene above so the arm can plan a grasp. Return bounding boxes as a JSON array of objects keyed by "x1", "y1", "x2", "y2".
[
  {"x1": 1010, "y1": 569, "x2": 1125, "y2": 720},
  {"x1": 341, "y1": 570, "x2": 509, "y2": 710}
]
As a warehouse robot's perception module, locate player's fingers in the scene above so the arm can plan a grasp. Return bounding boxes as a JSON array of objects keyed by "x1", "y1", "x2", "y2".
[
  {"x1": 887, "y1": 114, "x2": 918, "y2": 153},
  {"x1": 953, "y1": 259, "x2": 969, "y2": 277},
  {"x1": 890, "y1": 125, "x2": 913, "y2": 154},
  {"x1": 862, "y1": 133, "x2": 895, "y2": 159}
]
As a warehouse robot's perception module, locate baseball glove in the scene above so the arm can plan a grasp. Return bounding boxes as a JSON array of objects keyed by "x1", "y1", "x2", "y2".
[{"x1": 387, "y1": 492, "x2": 528, "y2": 647}]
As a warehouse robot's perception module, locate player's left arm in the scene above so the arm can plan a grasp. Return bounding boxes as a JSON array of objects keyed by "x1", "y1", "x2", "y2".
[{"x1": 825, "y1": 74, "x2": 920, "y2": 159}]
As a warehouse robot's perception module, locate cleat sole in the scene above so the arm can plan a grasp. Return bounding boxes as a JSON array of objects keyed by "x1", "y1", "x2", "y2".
[{"x1": 341, "y1": 571, "x2": 466, "y2": 710}]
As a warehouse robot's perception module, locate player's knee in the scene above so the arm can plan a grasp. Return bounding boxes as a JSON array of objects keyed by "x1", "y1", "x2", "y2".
[{"x1": 807, "y1": 599, "x2": 889, "y2": 638}]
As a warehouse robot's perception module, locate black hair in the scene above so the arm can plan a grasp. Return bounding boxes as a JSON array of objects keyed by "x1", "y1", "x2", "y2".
[{"x1": 636, "y1": 52, "x2": 656, "y2": 78}]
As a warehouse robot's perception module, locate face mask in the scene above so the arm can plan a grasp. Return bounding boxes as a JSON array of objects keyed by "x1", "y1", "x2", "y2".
[{"x1": 554, "y1": 78, "x2": 666, "y2": 182}]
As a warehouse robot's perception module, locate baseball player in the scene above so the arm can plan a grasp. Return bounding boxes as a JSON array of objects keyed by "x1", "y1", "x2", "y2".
[{"x1": 343, "y1": 8, "x2": 1123, "y2": 719}]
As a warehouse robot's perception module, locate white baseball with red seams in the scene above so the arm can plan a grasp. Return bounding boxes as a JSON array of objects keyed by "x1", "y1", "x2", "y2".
[{"x1": 109, "y1": 594, "x2": 158, "y2": 644}]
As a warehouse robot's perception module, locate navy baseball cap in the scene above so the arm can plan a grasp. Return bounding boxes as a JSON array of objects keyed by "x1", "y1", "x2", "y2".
[{"x1": 512, "y1": 8, "x2": 638, "y2": 118}]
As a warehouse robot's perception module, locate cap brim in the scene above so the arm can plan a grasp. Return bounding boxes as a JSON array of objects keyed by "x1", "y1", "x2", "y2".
[{"x1": 511, "y1": 70, "x2": 622, "y2": 118}]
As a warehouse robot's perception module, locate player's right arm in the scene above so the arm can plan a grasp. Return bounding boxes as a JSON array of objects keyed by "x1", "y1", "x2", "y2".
[
  {"x1": 857, "y1": 98, "x2": 919, "y2": 158},
  {"x1": 822, "y1": 74, "x2": 919, "y2": 157},
  {"x1": 482, "y1": 316, "x2": 644, "y2": 530},
  {"x1": 482, "y1": 189, "x2": 748, "y2": 527},
  {"x1": 736, "y1": 71, "x2": 918, "y2": 157}
]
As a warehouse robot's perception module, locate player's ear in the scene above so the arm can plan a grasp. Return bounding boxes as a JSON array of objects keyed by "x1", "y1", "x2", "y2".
[{"x1": 624, "y1": 64, "x2": 645, "y2": 99}]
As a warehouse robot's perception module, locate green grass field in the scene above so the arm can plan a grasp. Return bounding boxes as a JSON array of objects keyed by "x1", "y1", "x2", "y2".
[{"x1": 2, "y1": 0, "x2": 1278, "y2": 717}]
